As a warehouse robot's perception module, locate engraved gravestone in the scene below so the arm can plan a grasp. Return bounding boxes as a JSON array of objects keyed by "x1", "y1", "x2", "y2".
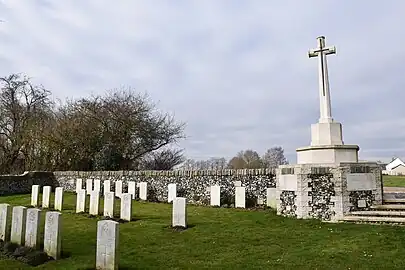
[
  {"x1": 104, "y1": 192, "x2": 115, "y2": 218},
  {"x1": 94, "y1": 179, "x2": 101, "y2": 194},
  {"x1": 115, "y1": 181, "x2": 123, "y2": 198},
  {"x1": 25, "y1": 208, "x2": 41, "y2": 249},
  {"x1": 96, "y1": 220, "x2": 119, "y2": 270},
  {"x1": 31, "y1": 185, "x2": 40, "y2": 207},
  {"x1": 266, "y1": 188, "x2": 277, "y2": 208},
  {"x1": 235, "y1": 187, "x2": 246, "y2": 208},
  {"x1": 210, "y1": 185, "x2": 221, "y2": 206},
  {"x1": 172, "y1": 197, "x2": 187, "y2": 228},
  {"x1": 120, "y1": 194, "x2": 132, "y2": 221},
  {"x1": 168, "y1": 183, "x2": 177, "y2": 203},
  {"x1": 55, "y1": 187, "x2": 64, "y2": 211},
  {"x1": 0, "y1": 203, "x2": 11, "y2": 241},
  {"x1": 139, "y1": 182, "x2": 147, "y2": 200},
  {"x1": 44, "y1": 211, "x2": 62, "y2": 259},
  {"x1": 76, "y1": 189, "x2": 86, "y2": 213},
  {"x1": 104, "y1": 180, "x2": 111, "y2": 195},
  {"x1": 90, "y1": 191, "x2": 100, "y2": 215},
  {"x1": 86, "y1": 179, "x2": 93, "y2": 195},
  {"x1": 10, "y1": 206, "x2": 27, "y2": 245},
  {"x1": 128, "y1": 181, "x2": 136, "y2": 199},
  {"x1": 42, "y1": 186, "x2": 51, "y2": 208},
  {"x1": 76, "y1": 178, "x2": 83, "y2": 193}
]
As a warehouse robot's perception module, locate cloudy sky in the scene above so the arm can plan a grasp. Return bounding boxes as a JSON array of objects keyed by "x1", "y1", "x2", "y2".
[{"x1": 0, "y1": 1, "x2": 404, "y2": 163}]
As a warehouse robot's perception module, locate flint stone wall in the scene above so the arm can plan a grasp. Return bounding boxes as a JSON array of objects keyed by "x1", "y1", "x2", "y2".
[
  {"x1": 54, "y1": 169, "x2": 276, "y2": 205},
  {"x1": 0, "y1": 172, "x2": 55, "y2": 196}
]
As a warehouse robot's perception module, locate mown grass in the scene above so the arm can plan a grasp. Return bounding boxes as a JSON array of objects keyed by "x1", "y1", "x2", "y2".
[
  {"x1": 383, "y1": 175, "x2": 405, "y2": 187},
  {"x1": 0, "y1": 193, "x2": 405, "y2": 269}
]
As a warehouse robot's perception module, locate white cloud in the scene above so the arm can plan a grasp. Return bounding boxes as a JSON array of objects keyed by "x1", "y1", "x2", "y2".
[{"x1": 0, "y1": 0, "x2": 404, "y2": 163}]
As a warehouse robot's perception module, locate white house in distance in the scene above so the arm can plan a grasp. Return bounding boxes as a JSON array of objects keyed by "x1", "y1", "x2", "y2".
[{"x1": 383, "y1": 158, "x2": 405, "y2": 175}]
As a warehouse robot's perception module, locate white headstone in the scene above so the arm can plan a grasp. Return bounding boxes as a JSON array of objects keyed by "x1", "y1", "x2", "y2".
[
  {"x1": 172, "y1": 197, "x2": 187, "y2": 228},
  {"x1": 94, "y1": 179, "x2": 101, "y2": 193},
  {"x1": 120, "y1": 193, "x2": 132, "y2": 221},
  {"x1": 210, "y1": 185, "x2": 221, "y2": 206},
  {"x1": 266, "y1": 188, "x2": 277, "y2": 208},
  {"x1": 90, "y1": 191, "x2": 100, "y2": 215},
  {"x1": 96, "y1": 220, "x2": 119, "y2": 270},
  {"x1": 10, "y1": 206, "x2": 27, "y2": 245},
  {"x1": 76, "y1": 178, "x2": 83, "y2": 193},
  {"x1": 44, "y1": 211, "x2": 62, "y2": 260},
  {"x1": 115, "y1": 181, "x2": 123, "y2": 198},
  {"x1": 104, "y1": 192, "x2": 115, "y2": 218},
  {"x1": 234, "y1": 181, "x2": 242, "y2": 187},
  {"x1": 128, "y1": 181, "x2": 136, "y2": 199},
  {"x1": 168, "y1": 183, "x2": 177, "y2": 203},
  {"x1": 31, "y1": 185, "x2": 39, "y2": 207},
  {"x1": 25, "y1": 208, "x2": 41, "y2": 249},
  {"x1": 54, "y1": 187, "x2": 64, "y2": 211},
  {"x1": 235, "y1": 187, "x2": 246, "y2": 208},
  {"x1": 76, "y1": 189, "x2": 86, "y2": 213},
  {"x1": 0, "y1": 203, "x2": 11, "y2": 241},
  {"x1": 86, "y1": 179, "x2": 93, "y2": 195},
  {"x1": 103, "y1": 180, "x2": 111, "y2": 195},
  {"x1": 139, "y1": 182, "x2": 147, "y2": 200},
  {"x1": 42, "y1": 186, "x2": 51, "y2": 208}
]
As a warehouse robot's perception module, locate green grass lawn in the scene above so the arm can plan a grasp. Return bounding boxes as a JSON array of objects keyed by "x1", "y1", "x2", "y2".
[
  {"x1": 1, "y1": 193, "x2": 405, "y2": 269},
  {"x1": 383, "y1": 175, "x2": 405, "y2": 187}
]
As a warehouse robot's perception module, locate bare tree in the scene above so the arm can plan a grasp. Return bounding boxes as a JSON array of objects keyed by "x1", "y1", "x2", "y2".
[
  {"x1": 262, "y1": 146, "x2": 288, "y2": 168},
  {"x1": 139, "y1": 148, "x2": 185, "y2": 170},
  {"x1": 227, "y1": 150, "x2": 263, "y2": 169}
]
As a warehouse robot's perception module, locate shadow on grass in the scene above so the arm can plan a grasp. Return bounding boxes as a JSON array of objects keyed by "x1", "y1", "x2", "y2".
[{"x1": 163, "y1": 224, "x2": 196, "y2": 232}]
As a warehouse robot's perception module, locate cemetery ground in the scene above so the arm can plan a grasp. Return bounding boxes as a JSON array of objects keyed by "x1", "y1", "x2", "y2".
[
  {"x1": 1, "y1": 194, "x2": 405, "y2": 269},
  {"x1": 383, "y1": 175, "x2": 405, "y2": 187}
]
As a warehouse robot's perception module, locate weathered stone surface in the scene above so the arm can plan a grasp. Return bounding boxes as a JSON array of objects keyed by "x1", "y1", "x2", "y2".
[
  {"x1": 104, "y1": 192, "x2": 115, "y2": 218},
  {"x1": 347, "y1": 173, "x2": 376, "y2": 191},
  {"x1": 235, "y1": 187, "x2": 246, "y2": 208},
  {"x1": 25, "y1": 208, "x2": 41, "y2": 249},
  {"x1": 86, "y1": 179, "x2": 93, "y2": 195},
  {"x1": 210, "y1": 185, "x2": 220, "y2": 206},
  {"x1": 172, "y1": 197, "x2": 187, "y2": 228},
  {"x1": 90, "y1": 191, "x2": 100, "y2": 215},
  {"x1": 104, "y1": 180, "x2": 111, "y2": 195},
  {"x1": 44, "y1": 211, "x2": 62, "y2": 260},
  {"x1": 54, "y1": 187, "x2": 64, "y2": 211},
  {"x1": 76, "y1": 178, "x2": 83, "y2": 193},
  {"x1": 115, "y1": 181, "x2": 123, "y2": 198},
  {"x1": 139, "y1": 182, "x2": 147, "y2": 200},
  {"x1": 42, "y1": 186, "x2": 51, "y2": 208},
  {"x1": 94, "y1": 179, "x2": 101, "y2": 193},
  {"x1": 11, "y1": 206, "x2": 27, "y2": 245},
  {"x1": 31, "y1": 185, "x2": 39, "y2": 207},
  {"x1": 266, "y1": 188, "x2": 277, "y2": 208},
  {"x1": 76, "y1": 189, "x2": 86, "y2": 213},
  {"x1": 168, "y1": 183, "x2": 177, "y2": 203},
  {"x1": 96, "y1": 220, "x2": 119, "y2": 270},
  {"x1": 128, "y1": 181, "x2": 136, "y2": 199},
  {"x1": 0, "y1": 203, "x2": 11, "y2": 241},
  {"x1": 120, "y1": 194, "x2": 132, "y2": 221}
]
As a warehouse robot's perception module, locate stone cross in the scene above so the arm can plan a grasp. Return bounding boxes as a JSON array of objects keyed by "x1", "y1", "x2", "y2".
[
  {"x1": 172, "y1": 197, "x2": 187, "y2": 228},
  {"x1": 96, "y1": 220, "x2": 119, "y2": 270},
  {"x1": 210, "y1": 185, "x2": 221, "y2": 206},
  {"x1": 115, "y1": 181, "x2": 123, "y2": 198},
  {"x1": 139, "y1": 182, "x2": 148, "y2": 201},
  {"x1": 104, "y1": 180, "x2": 111, "y2": 195},
  {"x1": 104, "y1": 192, "x2": 115, "y2": 218},
  {"x1": 31, "y1": 185, "x2": 39, "y2": 207},
  {"x1": 0, "y1": 203, "x2": 11, "y2": 241},
  {"x1": 308, "y1": 36, "x2": 336, "y2": 123},
  {"x1": 76, "y1": 178, "x2": 83, "y2": 193},
  {"x1": 94, "y1": 179, "x2": 101, "y2": 194},
  {"x1": 10, "y1": 206, "x2": 27, "y2": 245},
  {"x1": 44, "y1": 211, "x2": 62, "y2": 260},
  {"x1": 128, "y1": 181, "x2": 136, "y2": 200},
  {"x1": 90, "y1": 191, "x2": 100, "y2": 215},
  {"x1": 42, "y1": 186, "x2": 51, "y2": 208},
  {"x1": 76, "y1": 189, "x2": 86, "y2": 213},
  {"x1": 25, "y1": 208, "x2": 41, "y2": 249},
  {"x1": 235, "y1": 187, "x2": 246, "y2": 208},
  {"x1": 54, "y1": 187, "x2": 64, "y2": 211},
  {"x1": 120, "y1": 193, "x2": 132, "y2": 221},
  {"x1": 86, "y1": 179, "x2": 93, "y2": 195},
  {"x1": 168, "y1": 183, "x2": 177, "y2": 203}
]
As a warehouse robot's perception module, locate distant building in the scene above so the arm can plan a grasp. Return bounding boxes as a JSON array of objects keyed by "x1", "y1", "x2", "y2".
[{"x1": 383, "y1": 158, "x2": 405, "y2": 175}]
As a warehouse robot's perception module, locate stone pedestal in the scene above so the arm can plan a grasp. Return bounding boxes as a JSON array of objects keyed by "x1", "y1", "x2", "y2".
[
  {"x1": 276, "y1": 163, "x2": 382, "y2": 221},
  {"x1": 296, "y1": 145, "x2": 359, "y2": 164}
]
